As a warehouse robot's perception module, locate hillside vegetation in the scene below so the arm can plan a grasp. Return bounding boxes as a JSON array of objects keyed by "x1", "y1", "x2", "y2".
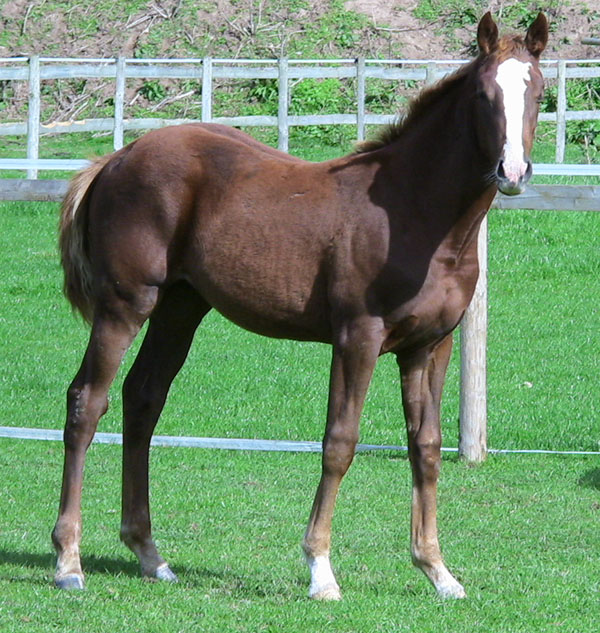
[
  {"x1": 0, "y1": 0, "x2": 598, "y2": 60},
  {"x1": 1, "y1": 1, "x2": 599, "y2": 162}
]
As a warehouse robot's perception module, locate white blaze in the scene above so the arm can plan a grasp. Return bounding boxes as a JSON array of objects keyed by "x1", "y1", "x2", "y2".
[{"x1": 495, "y1": 58, "x2": 532, "y2": 182}]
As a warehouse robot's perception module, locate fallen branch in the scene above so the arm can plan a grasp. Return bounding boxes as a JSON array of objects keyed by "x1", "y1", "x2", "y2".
[
  {"x1": 373, "y1": 25, "x2": 428, "y2": 33},
  {"x1": 126, "y1": 14, "x2": 152, "y2": 29},
  {"x1": 21, "y1": 3, "x2": 35, "y2": 36},
  {"x1": 149, "y1": 89, "x2": 196, "y2": 112}
]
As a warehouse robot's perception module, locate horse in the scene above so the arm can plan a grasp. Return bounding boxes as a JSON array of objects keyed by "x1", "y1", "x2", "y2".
[{"x1": 52, "y1": 12, "x2": 548, "y2": 599}]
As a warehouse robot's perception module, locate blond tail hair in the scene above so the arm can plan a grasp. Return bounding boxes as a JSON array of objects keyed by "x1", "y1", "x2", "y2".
[{"x1": 58, "y1": 155, "x2": 113, "y2": 323}]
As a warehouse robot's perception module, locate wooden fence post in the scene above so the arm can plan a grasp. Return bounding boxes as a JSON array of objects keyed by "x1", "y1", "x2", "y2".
[
  {"x1": 202, "y1": 57, "x2": 213, "y2": 123},
  {"x1": 278, "y1": 57, "x2": 289, "y2": 152},
  {"x1": 113, "y1": 56, "x2": 125, "y2": 151},
  {"x1": 556, "y1": 60, "x2": 567, "y2": 164},
  {"x1": 426, "y1": 61, "x2": 438, "y2": 86},
  {"x1": 459, "y1": 215, "x2": 488, "y2": 462},
  {"x1": 356, "y1": 57, "x2": 366, "y2": 141},
  {"x1": 27, "y1": 55, "x2": 40, "y2": 180}
]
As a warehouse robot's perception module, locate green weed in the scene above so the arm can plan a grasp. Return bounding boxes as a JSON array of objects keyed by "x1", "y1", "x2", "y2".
[{"x1": 138, "y1": 80, "x2": 168, "y2": 103}]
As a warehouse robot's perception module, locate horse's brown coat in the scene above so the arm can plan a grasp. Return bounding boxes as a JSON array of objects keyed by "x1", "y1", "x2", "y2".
[{"x1": 52, "y1": 13, "x2": 548, "y2": 598}]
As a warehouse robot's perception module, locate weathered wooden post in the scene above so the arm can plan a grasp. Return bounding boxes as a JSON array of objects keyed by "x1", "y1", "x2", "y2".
[
  {"x1": 459, "y1": 215, "x2": 488, "y2": 462},
  {"x1": 202, "y1": 57, "x2": 213, "y2": 123},
  {"x1": 556, "y1": 60, "x2": 567, "y2": 163},
  {"x1": 27, "y1": 55, "x2": 40, "y2": 179},
  {"x1": 425, "y1": 61, "x2": 438, "y2": 86},
  {"x1": 113, "y1": 56, "x2": 126, "y2": 151},
  {"x1": 356, "y1": 57, "x2": 366, "y2": 142},
  {"x1": 278, "y1": 57, "x2": 289, "y2": 152}
]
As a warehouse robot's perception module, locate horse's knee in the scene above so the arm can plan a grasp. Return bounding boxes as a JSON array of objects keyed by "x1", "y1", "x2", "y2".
[
  {"x1": 409, "y1": 433, "x2": 441, "y2": 481},
  {"x1": 322, "y1": 430, "x2": 358, "y2": 477}
]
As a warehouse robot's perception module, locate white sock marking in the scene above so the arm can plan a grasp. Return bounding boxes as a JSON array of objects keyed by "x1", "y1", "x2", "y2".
[
  {"x1": 495, "y1": 58, "x2": 532, "y2": 182},
  {"x1": 306, "y1": 554, "x2": 339, "y2": 598}
]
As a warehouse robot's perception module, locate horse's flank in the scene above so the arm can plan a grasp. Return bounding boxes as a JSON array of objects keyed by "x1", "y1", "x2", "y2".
[{"x1": 59, "y1": 123, "x2": 305, "y2": 326}]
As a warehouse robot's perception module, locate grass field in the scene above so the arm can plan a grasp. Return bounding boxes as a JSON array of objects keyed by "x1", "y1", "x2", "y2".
[
  {"x1": 0, "y1": 137, "x2": 599, "y2": 631},
  {"x1": 0, "y1": 442, "x2": 599, "y2": 632}
]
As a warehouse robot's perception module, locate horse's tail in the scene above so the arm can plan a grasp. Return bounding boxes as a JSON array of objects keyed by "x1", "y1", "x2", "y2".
[{"x1": 59, "y1": 154, "x2": 113, "y2": 324}]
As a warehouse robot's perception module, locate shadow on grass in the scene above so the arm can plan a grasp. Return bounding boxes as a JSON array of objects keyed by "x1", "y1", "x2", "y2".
[
  {"x1": 0, "y1": 549, "x2": 138, "y2": 577},
  {"x1": 0, "y1": 549, "x2": 302, "y2": 598},
  {"x1": 179, "y1": 564, "x2": 305, "y2": 599},
  {"x1": 579, "y1": 468, "x2": 600, "y2": 491}
]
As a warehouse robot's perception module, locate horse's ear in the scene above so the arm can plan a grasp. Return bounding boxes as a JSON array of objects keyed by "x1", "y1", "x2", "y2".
[
  {"x1": 525, "y1": 13, "x2": 549, "y2": 58},
  {"x1": 477, "y1": 12, "x2": 498, "y2": 55}
]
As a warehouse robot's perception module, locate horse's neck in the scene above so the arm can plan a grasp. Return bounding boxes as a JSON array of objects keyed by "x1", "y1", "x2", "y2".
[
  {"x1": 399, "y1": 77, "x2": 494, "y2": 205},
  {"x1": 399, "y1": 82, "x2": 493, "y2": 207},
  {"x1": 382, "y1": 83, "x2": 497, "y2": 260}
]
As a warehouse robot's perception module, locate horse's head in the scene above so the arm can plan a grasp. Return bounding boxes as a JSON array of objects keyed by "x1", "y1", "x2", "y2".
[{"x1": 474, "y1": 12, "x2": 548, "y2": 195}]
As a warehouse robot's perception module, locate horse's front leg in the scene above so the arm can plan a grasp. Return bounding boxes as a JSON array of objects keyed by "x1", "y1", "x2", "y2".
[
  {"x1": 397, "y1": 334, "x2": 466, "y2": 599},
  {"x1": 302, "y1": 319, "x2": 382, "y2": 600}
]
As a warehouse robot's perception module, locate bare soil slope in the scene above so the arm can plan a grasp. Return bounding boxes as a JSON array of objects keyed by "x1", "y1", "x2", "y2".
[{"x1": 0, "y1": 0, "x2": 598, "y2": 60}]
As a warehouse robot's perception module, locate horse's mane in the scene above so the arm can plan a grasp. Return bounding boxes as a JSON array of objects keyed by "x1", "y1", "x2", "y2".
[{"x1": 355, "y1": 35, "x2": 529, "y2": 154}]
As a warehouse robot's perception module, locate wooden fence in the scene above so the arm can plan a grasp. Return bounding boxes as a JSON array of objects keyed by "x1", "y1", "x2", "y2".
[
  {"x1": 1, "y1": 56, "x2": 599, "y2": 461},
  {"x1": 1, "y1": 56, "x2": 600, "y2": 176}
]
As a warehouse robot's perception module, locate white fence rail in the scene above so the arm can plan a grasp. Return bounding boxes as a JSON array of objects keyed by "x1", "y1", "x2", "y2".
[
  {"x1": 1, "y1": 56, "x2": 600, "y2": 172},
  {"x1": 0, "y1": 56, "x2": 598, "y2": 462}
]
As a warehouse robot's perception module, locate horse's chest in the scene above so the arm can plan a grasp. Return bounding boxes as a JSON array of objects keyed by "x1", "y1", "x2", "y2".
[{"x1": 382, "y1": 268, "x2": 477, "y2": 353}]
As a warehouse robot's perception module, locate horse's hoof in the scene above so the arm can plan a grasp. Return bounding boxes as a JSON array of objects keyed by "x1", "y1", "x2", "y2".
[
  {"x1": 436, "y1": 580, "x2": 466, "y2": 600},
  {"x1": 309, "y1": 584, "x2": 342, "y2": 601},
  {"x1": 155, "y1": 564, "x2": 178, "y2": 583},
  {"x1": 55, "y1": 574, "x2": 85, "y2": 590}
]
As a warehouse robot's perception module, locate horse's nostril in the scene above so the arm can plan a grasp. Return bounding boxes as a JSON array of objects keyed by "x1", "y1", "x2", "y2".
[
  {"x1": 525, "y1": 160, "x2": 533, "y2": 179},
  {"x1": 496, "y1": 160, "x2": 506, "y2": 179}
]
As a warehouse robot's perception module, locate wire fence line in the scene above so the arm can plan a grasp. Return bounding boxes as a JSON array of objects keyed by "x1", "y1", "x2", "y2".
[
  {"x1": 0, "y1": 56, "x2": 600, "y2": 177},
  {"x1": 1, "y1": 426, "x2": 599, "y2": 457}
]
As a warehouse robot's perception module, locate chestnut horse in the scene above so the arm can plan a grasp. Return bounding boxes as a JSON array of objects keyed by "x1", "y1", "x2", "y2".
[{"x1": 52, "y1": 13, "x2": 548, "y2": 599}]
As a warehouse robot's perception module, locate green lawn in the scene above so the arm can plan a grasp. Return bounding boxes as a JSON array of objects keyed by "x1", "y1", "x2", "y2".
[{"x1": 0, "y1": 439, "x2": 598, "y2": 632}]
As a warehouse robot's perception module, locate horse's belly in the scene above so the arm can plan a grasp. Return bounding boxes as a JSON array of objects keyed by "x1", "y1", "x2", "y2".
[
  {"x1": 206, "y1": 283, "x2": 331, "y2": 342},
  {"x1": 213, "y1": 301, "x2": 332, "y2": 342},
  {"x1": 186, "y1": 240, "x2": 332, "y2": 342}
]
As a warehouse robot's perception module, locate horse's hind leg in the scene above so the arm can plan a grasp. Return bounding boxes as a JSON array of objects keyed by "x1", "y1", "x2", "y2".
[
  {"x1": 119, "y1": 283, "x2": 210, "y2": 582},
  {"x1": 52, "y1": 291, "x2": 156, "y2": 590}
]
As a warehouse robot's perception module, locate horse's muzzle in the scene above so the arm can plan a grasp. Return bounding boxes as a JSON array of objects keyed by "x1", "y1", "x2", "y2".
[{"x1": 496, "y1": 158, "x2": 532, "y2": 196}]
